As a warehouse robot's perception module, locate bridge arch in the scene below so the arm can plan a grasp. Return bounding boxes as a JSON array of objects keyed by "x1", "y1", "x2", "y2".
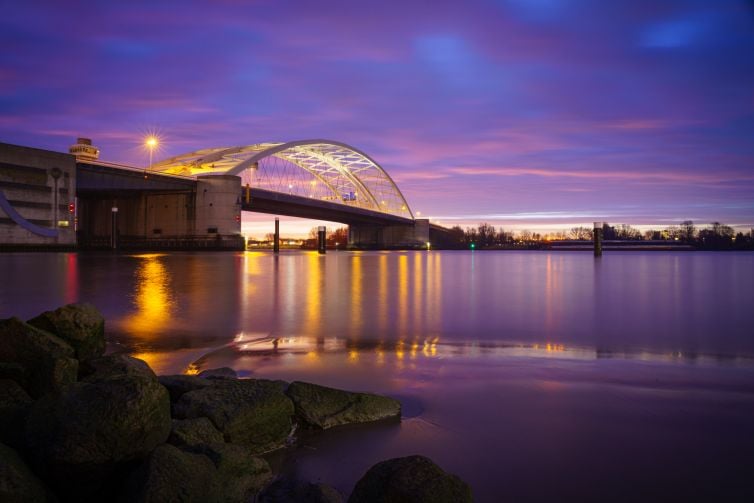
[{"x1": 150, "y1": 140, "x2": 414, "y2": 219}]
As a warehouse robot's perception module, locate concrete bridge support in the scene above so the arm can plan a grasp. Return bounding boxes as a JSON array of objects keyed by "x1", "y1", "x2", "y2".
[
  {"x1": 348, "y1": 218, "x2": 429, "y2": 249},
  {"x1": 76, "y1": 174, "x2": 243, "y2": 249}
]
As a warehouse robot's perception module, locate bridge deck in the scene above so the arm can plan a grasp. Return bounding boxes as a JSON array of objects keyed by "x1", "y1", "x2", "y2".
[{"x1": 243, "y1": 187, "x2": 414, "y2": 226}]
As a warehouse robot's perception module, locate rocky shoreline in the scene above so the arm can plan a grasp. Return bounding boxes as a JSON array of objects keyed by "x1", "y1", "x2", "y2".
[{"x1": 1, "y1": 303, "x2": 472, "y2": 502}]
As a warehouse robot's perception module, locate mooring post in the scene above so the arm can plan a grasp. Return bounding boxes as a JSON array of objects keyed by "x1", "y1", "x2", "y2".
[
  {"x1": 593, "y1": 221, "x2": 603, "y2": 257},
  {"x1": 318, "y1": 226, "x2": 326, "y2": 254},
  {"x1": 111, "y1": 206, "x2": 119, "y2": 250},
  {"x1": 274, "y1": 218, "x2": 279, "y2": 254}
]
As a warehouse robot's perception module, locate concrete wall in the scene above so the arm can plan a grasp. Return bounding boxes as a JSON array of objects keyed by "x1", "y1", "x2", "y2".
[
  {"x1": 77, "y1": 192, "x2": 195, "y2": 242},
  {"x1": 0, "y1": 143, "x2": 76, "y2": 247},
  {"x1": 77, "y1": 177, "x2": 242, "y2": 248},
  {"x1": 195, "y1": 175, "x2": 242, "y2": 236}
]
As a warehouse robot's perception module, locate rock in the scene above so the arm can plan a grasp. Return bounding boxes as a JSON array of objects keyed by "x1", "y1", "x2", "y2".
[
  {"x1": 0, "y1": 442, "x2": 50, "y2": 503},
  {"x1": 0, "y1": 317, "x2": 78, "y2": 398},
  {"x1": 348, "y1": 455, "x2": 473, "y2": 503},
  {"x1": 0, "y1": 380, "x2": 32, "y2": 449},
  {"x1": 0, "y1": 362, "x2": 27, "y2": 388},
  {"x1": 125, "y1": 444, "x2": 217, "y2": 503},
  {"x1": 168, "y1": 417, "x2": 224, "y2": 449},
  {"x1": 157, "y1": 374, "x2": 213, "y2": 403},
  {"x1": 28, "y1": 303, "x2": 105, "y2": 361},
  {"x1": 174, "y1": 379, "x2": 294, "y2": 454},
  {"x1": 193, "y1": 442, "x2": 272, "y2": 502},
  {"x1": 260, "y1": 478, "x2": 344, "y2": 503},
  {"x1": 198, "y1": 367, "x2": 238, "y2": 380},
  {"x1": 25, "y1": 355, "x2": 171, "y2": 498},
  {"x1": 286, "y1": 381, "x2": 401, "y2": 430}
]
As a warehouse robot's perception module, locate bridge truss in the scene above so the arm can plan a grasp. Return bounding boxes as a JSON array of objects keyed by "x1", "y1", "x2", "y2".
[{"x1": 150, "y1": 140, "x2": 414, "y2": 219}]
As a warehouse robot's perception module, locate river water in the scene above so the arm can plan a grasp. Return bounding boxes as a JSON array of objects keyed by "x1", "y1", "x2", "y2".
[{"x1": 2, "y1": 250, "x2": 753, "y2": 501}]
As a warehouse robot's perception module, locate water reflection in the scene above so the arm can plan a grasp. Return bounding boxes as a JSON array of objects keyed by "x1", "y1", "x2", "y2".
[
  {"x1": 64, "y1": 253, "x2": 78, "y2": 304},
  {"x1": 119, "y1": 253, "x2": 175, "y2": 336}
]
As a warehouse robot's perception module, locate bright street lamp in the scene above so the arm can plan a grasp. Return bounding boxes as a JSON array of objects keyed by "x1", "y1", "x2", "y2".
[{"x1": 145, "y1": 136, "x2": 158, "y2": 175}]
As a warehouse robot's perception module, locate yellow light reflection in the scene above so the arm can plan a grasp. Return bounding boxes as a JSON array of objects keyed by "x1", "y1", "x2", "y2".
[
  {"x1": 410, "y1": 341, "x2": 419, "y2": 359},
  {"x1": 120, "y1": 254, "x2": 174, "y2": 336},
  {"x1": 351, "y1": 254, "x2": 363, "y2": 333},
  {"x1": 397, "y1": 254, "x2": 408, "y2": 338},
  {"x1": 305, "y1": 252, "x2": 322, "y2": 338},
  {"x1": 378, "y1": 253, "x2": 388, "y2": 335}
]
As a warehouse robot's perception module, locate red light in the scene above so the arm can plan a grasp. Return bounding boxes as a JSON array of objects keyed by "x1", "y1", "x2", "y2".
[
  {"x1": 235, "y1": 214, "x2": 241, "y2": 223},
  {"x1": 68, "y1": 203, "x2": 75, "y2": 213}
]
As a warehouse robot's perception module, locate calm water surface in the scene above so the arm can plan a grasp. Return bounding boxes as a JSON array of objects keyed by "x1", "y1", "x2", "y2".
[{"x1": 2, "y1": 250, "x2": 753, "y2": 502}]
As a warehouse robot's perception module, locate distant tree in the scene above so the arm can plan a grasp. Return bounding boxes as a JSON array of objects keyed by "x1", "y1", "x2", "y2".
[
  {"x1": 698, "y1": 222, "x2": 735, "y2": 249},
  {"x1": 327, "y1": 226, "x2": 349, "y2": 246},
  {"x1": 477, "y1": 223, "x2": 497, "y2": 248},
  {"x1": 616, "y1": 224, "x2": 641, "y2": 240},
  {"x1": 519, "y1": 230, "x2": 533, "y2": 242},
  {"x1": 680, "y1": 220, "x2": 696, "y2": 242},
  {"x1": 464, "y1": 227, "x2": 479, "y2": 247},
  {"x1": 645, "y1": 229, "x2": 664, "y2": 241},
  {"x1": 498, "y1": 229, "x2": 513, "y2": 245},
  {"x1": 264, "y1": 232, "x2": 276, "y2": 242},
  {"x1": 569, "y1": 226, "x2": 593, "y2": 240}
]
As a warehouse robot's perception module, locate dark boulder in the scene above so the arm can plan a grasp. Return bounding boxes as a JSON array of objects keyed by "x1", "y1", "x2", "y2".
[
  {"x1": 125, "y1": 443, "x2": 217, "y2": 503},
  {"x1": 173, "y1": 379, "x2": 293, "y2": 454},
  {"x1": 0, "y1": 442, "x2": 50, "y2": 502},
  {"x1": 0, "y1": 379, "x2": 32, "y2": 449},
  {"x1": 193, "y1": 442, "x2": 272, "y2": 502},
  {"x1": 260, "y1": 478, "x2": 344, "y2": 503},
  {"x1": 0, "y1": 362, "x2": 27, "y2": 388},
  {"x1": 25, "y1": 355, "x2": 171, "y2": 498},
  {"x1": 28, "y1": 303, "x2": 105, "y2": 361},
  {"x1": 0, "y1": 317, "x2": 78, "y2": 398},
  {"x1": 198, "y1": 367, "x2": 238, "y2": 380},
  {"x1": 286, "y1": 381, "x2": 401, "y2": 430},
  {"x1": 157, "y1": 374, "x2": 213, "y2": 403},
  {"x1": 348, "y1": 455, "x2": 473, "y2": 503},
  {"x1": 168, "y1": 417, "x2": 224, "y2": 449}
]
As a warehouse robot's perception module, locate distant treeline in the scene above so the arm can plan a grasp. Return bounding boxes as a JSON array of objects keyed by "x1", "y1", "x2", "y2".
[{"x1": 442, "y1": 221, "x2": 754, "y2": 250}]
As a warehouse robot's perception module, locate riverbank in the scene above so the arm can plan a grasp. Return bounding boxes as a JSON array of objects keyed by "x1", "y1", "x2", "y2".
[{"x1": 0, "y1": 303, "x2": 472, "y2": 502}]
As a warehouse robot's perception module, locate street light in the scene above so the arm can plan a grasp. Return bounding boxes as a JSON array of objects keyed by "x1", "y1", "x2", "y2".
[{"x1": 145, "y1": 136, "x2": 158, "y2": 176}]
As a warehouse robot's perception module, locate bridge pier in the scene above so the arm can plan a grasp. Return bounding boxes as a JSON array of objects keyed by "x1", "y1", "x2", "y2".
[
  {"x1": 75, "y1": 172, "x2": 243, "y2": 250},
  {"x1": 318, "y1": 226, "x2": 326, "y2": 254},
  {"x1": 348, "y1": 219, "x2": 430, "y2": 249}
]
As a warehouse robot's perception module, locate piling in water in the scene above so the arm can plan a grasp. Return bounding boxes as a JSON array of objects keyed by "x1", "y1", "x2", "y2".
[{"x1": 593, "y1": 221, "x2": 603, "y2": 257}]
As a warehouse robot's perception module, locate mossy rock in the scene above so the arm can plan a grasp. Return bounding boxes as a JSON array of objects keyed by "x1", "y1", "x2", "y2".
[
  {"x1": 25, "y1": 355, "x2": 171, "y2": 499},
  {"x1": 193, "y1": 442, "x2": 272, "y2": 502},
  {"x1": 157, "y1": 374, "x2": 214, "y2": 403},
  {"x1": 0, "y1": 379, "x2": 32, "y2": 449},
  {"x1": 0, "y1": 442, "x2": 50, "y2": 502},
  {"x1": 0, "y1": 317, "x2": 78, "y2": 399},
  {"x1": 348, "y1": 455, "x2": 472, "y2": 503},
  {"x1": 173, "y1": 379, "x2": 293, "y2": 454},
  {"x1": 125, "y1": 444, "x2": 217, "y2": 503},
  {"x1": 168, "y1": 417, "x2": 224, "y2": 449},
  {"x1": 28, "y1": 303, "x2": 105, "y2": 361},
  {"x1": 286, "y1": 381, "x2": 401, "y2": 430}
]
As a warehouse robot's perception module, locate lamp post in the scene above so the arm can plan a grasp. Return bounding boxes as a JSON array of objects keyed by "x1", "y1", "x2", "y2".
[{"x1": 145, "y1": 136, "x2": 158, "y2": 177}]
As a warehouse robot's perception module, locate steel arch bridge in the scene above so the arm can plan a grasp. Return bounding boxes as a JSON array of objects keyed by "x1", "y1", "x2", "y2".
[{"x1": 150, "y1": 139, "x2": 414, "y2": 220}]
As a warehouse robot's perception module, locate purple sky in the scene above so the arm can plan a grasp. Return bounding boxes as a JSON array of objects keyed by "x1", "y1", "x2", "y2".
[{"x1": 2, "y1": 0, "x2": 753, "y2": 235}]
